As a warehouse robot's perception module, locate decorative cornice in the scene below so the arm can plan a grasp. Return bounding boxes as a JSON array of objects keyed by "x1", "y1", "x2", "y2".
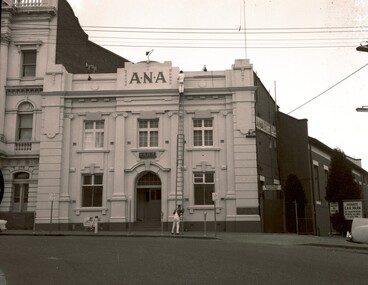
[
  {"x1": 15, "y1": 6, "x2": 57, "y2": 19},
  {"x1": 14, "y1": 40, "x2": 43, "y2": 53},
  {"x1": 1, "y1": 34, "x2": 11, "y2": 44},
  {"x1": 6, "y1": 85, "x2": 43, "y2": 95}
]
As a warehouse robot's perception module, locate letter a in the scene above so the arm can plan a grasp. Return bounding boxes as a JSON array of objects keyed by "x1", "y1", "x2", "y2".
[
  {"x1": 130, "y1": 73, "x2": 141, "y2": 84},
  {"x1": 155, "y1": 72, "x2": 167, "y2": 83}
]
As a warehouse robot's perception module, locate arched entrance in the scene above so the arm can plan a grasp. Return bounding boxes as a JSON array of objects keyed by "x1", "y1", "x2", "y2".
[{"x1": 136, "y1": 172, "x2": 162, "y2": 224}]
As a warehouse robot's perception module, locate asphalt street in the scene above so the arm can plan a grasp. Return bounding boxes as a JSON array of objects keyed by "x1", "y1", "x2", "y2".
[{"x1": 0, "y1": 232, "x2": 368, "y2": 285}]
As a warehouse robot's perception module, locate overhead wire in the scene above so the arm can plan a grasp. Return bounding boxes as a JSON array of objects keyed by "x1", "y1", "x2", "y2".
[
  {"x1": 11, "y1": 22, "x2": 368, "y2": 30},
  {"x1": 7, "y1": 23, "x2": 368, "y2": 49},
  {"x1": 7, "y1": 21, "x2": 368, "y2": 113},
  {"x1": 10, "y1": 23, "x2": 368, "y2": 48},
  {"x1": 287, "y1": 62, "x2": 368, "y2": 115}
]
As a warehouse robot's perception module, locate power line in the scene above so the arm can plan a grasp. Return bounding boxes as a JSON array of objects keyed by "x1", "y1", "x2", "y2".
[
  {"x1": 88, "y1": 36, "x2": 368, "y2": 42},
  {"x1": 5, "y1": 39, "x2": 360, "y2": 49},
  {"x1": 11, "y1": 24, "x2": 368, "y2": 35},
  {"x1": 287, "y1": 62, "x2": 368, "y2": 115},
  {"x1": 98, "y1": 44, "x2": 358, "y2": 49},
  {"x1": 10, "y1": 31, "x2": 367, "y2": 43},
  {"x1": 12, "y1": 22, "x2": 368, "y2": 31}
]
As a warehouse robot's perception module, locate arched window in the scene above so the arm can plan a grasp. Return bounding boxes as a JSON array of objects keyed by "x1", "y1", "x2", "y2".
[
  {"x1": 137, "y1": 172, "x2": 161, "y2": 186},
  {"x1": 17, "y1": 102, "x2": 34, "y2": 141},
  {"x1": 12, "y1": 172, "x2": 30, "y2": 212}
]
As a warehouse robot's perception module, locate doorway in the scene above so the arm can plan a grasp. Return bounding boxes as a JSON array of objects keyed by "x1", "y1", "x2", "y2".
[{"x1": 136, "y1": 172, "x2": 162, "y2": 224}]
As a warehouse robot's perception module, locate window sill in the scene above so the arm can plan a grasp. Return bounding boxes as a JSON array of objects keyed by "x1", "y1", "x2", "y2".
[
  {"x1": 20, "y1": 77, "x2": 36, "y2": 80},
  {"x1": 76, "y1": 149, "x2": 110, "y2": 153},
  {"x1": 186, "y1": 147, "x2": 220, "y2": 151},
  {"x1": 131, "y1": 148, "x2": 166, "y2": 152}
]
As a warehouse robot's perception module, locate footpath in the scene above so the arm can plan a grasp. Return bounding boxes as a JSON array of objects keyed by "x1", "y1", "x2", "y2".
[{"x1": 1, "y1": 229, "x2": 368, "y2": 251}]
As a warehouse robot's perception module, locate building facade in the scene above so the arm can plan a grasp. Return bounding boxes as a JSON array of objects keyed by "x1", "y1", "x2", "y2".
[
  {"x1": 277, "y1": 113, "x2": 368, "y2": 236},
  {"x1": 1, "y1": 0, "x2": 266, "y2": 232},
  {"x1": 2, "y1": 0, "x2": 366, "y2": 234},
  {"x1": 309, "y1": 137, "x2": 368, "y2": 236}
]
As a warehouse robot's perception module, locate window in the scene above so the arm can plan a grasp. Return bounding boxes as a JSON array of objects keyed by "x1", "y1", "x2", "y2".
[
  {"x1": 22, "y1": 50, "x2": 37, "y2": 77},
  {"x1": 12, "y1": 172, "x2": 30, "y2": 212},
  {"x1": 194, "y1": 172, "x2": 215, "y2": 205},
  {"x1": 84, "y1": 121, "x2": 104, "y2": 149},
  {"x1": 146, "y1": 189, "x2": 161, "y2": 202},
  {"x1": 324, "y1": 169, "x2": 329, "y2": 188},
  {"x1": 137, "y1": 172, "x2": 161, "y2": 186},
  {"x1": 82, "y1": 174, "x2": 103, "y2": 207},
  {"x1": 17, "y1": 114, "x2": 33, "y2": 140},
  {"x1": 139, "y1": 119, "x2": 158, "y2": 147},
  {"x1": 17, "y1": 102, "x2": 34, "y2": 141},
  {"x1": 193, "y1": 119, "x2": 213, "y2": 146}
]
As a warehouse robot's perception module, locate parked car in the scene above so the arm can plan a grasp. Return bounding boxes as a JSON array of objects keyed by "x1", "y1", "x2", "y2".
[{"x1": 347, "y1": 218, "x2": 368, "y2": 244}]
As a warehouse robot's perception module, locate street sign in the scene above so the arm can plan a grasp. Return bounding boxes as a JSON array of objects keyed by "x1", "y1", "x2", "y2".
[
  {"x1": 343, "y1": 201, "x2": 363, "y2": 220},
  {"x1": 262, "y1": 185, "x2": 281, "y2": 191},
  {"x1": 329, "y1": 202, "x2": 339, "y2": 215},
  {"x1": 49, "y1": 193, "x2": 55, "y2": 201}
]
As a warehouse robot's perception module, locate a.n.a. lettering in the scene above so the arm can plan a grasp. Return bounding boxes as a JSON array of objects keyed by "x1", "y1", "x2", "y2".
[{"x1": 129, "y1": 72, "x2": 167, "y2": 84}]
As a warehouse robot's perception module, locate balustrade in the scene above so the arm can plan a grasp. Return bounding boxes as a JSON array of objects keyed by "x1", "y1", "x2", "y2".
[
  {"x1": 15, "y1": 0, "x2": 47, "y2": 7},
  {"x1": 15, "y1": 142, "x2": 32, "y2": 151}
]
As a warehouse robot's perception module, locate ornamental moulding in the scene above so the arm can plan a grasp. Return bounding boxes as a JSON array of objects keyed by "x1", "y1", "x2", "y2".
[{"x1": 6, "y1": 85, "x2": 43, "y2": 95}]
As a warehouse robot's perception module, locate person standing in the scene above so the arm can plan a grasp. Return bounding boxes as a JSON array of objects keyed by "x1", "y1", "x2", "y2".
[
  {"x1": 171, "y1": 205, "x2": 184, "y2": 235},
  {"x1": 177, "y1": 70, "x2": 185, "y2": 94},
  {"x1": 93, "y1": 216, "x2": 99, "y2": 234}
]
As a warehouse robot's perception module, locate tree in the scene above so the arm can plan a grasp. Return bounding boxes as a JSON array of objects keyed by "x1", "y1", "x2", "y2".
[
  {"x1": 284, "y1": 174, "x2": 307, "y2": 233},
  {"x1": 325, "y1": 148, "x2": 361, "y2": 233}
]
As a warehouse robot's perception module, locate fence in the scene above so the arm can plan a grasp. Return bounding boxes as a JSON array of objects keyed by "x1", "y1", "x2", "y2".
[
  {"x1": 285, "y1": 202, "x2": 314, "y2": 235},
  {"x1": 286, "y1": 200, "x2": 368, "y2": 236}
]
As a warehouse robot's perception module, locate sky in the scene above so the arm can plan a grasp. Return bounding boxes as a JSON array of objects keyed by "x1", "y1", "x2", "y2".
[{"x1": 67, "y1": 0, "x2": 368, "y2": 169}]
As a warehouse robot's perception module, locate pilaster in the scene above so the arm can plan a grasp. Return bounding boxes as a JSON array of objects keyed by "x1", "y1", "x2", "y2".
[
  {"x1": 109, "y1": 112, "x2": 128, "y2": 224},
  {"x1": 35, "y1": 95, "x2": 64, "y2": 227},
  {"x1": 0, "y1": 34, "x2": 11, "y2": 136}
]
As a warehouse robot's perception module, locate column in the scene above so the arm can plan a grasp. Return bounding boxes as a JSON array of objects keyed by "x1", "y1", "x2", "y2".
[
  {"x1": 58, "y1": 113, "x2": 73, "y2": 228},
  {"x1": 109, "y1": 112, "x2": 127, "y2": 228},
  {"x1": 0, "y1": 35, "x2": 10, "y2": 138}
]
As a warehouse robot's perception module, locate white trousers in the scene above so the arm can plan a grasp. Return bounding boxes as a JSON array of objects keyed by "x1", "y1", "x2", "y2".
[
  {"x1": 179, "y1": 83, "x2": 184, "y2": 94},
  {"x1": 171, "y1": 218, "x2": 180, "y2": 233}
]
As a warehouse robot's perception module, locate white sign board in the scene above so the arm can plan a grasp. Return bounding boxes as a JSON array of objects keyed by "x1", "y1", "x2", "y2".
[
  {"x1": 212, "y1": 192, "x2": 219, "y2": 202},
  {"x1": 49, "y1": 193, "x2": 55, "y2": 201},
  {"x1": 262, "y1": 185, "x2": 281, "y2": 191},
  {"x1": 343, "y1": 201, "x2": 363, "y2": 220},
  {"x1": 329, "y1": 202, "x2": 339, "y2": 215}
]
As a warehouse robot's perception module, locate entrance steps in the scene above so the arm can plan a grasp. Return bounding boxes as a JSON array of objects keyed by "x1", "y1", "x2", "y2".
[{"x1": 132, "y1": 221, "x2": 162, "y2": 231}]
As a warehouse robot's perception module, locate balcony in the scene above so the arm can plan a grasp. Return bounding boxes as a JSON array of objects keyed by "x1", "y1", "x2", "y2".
[
  {"x1": 10, "y1": 0, "x2": 57, "y2": 21},
  {"x1": 15, "y1": 141, "x2": 32, "y2": 151}
]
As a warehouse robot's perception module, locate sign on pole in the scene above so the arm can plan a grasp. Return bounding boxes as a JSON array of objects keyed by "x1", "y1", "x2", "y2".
[
  {"x1": 343, "y1": 201, "x2": 363, "y2": 220},
  {"x1": 329, "y1": 202, "x2": 339, "y2": 215},
  {"x1": 49, "y1": 193, "x2": 55, "y2": 201}
]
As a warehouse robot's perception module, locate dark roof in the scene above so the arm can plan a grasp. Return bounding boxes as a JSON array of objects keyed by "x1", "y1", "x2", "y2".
[
  {"x1": 308, "y1": 136, "x2": 367, "y2": 174},
  {"x1": 55, "y1": 0, "x2": 130, "y2": 74}
]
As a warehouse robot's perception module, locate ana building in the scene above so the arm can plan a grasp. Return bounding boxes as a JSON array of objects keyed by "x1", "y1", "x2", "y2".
[{"x1": 1, "y1": 0, "x2": 278, "y2": 232}]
